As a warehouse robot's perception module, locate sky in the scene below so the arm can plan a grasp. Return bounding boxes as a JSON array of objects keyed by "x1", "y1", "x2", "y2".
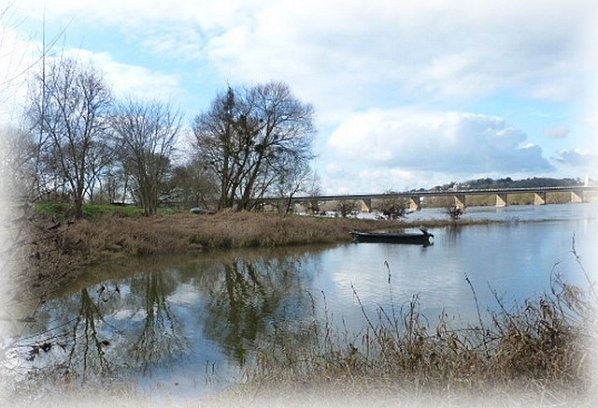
[{"x1": 1, "y1": 0, "x2": 598, "y2": 194}]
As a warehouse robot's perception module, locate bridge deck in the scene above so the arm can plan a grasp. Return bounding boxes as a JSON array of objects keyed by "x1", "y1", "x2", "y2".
[{"x1": 263, "y1": 186, "x2": 598, "y2": 203}]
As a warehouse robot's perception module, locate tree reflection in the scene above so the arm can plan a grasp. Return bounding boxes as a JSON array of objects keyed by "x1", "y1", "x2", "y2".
[
  {"x1": 65, "y1": 288, "x2": 114, "y2": 382},
  {"x1": 6, "y1": 286, "x2": 120, "y2": 390},
  {"x1": 203, "y1": 257, "x2": 311, "y2": 366},
  {"x1": 8, "y1": 270, "x2": 189, "y2": 390},
  {"x1": 6, "y1": 248, "x2": 324, "y2": 396},
  {"x1": 129, "y1": 271, "x2": 188, "y2": 374}
]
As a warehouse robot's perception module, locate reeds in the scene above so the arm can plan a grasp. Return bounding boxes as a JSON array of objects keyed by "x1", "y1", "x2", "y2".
[{"x1": 235, "y1": 253, "x2": 597, "y2": 406}]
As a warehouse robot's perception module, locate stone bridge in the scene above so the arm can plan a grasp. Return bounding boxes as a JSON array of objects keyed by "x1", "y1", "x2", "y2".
[{"x1": 263, "y1": 186, "x2": 598, "y2": 213}]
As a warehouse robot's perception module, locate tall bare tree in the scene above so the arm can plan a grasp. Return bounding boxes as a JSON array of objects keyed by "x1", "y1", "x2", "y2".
[
  {"x1": 193, "y1": 82, "x2": 315, "y2": 211},
  {"x1": 111, "y1": 98, "x2": 180, "y2": 216},
  {"x1": 28, "y1": 57, "x2": 113, "y2": 218}
]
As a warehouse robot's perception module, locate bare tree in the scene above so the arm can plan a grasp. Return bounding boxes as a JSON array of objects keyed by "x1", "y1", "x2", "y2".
[
  {"x1": 336, "y1": 200, "x2": 358, "y2": 218},
  {"x1": 275, "y1": 155, "x2": 314, "y2": 214},
  {"x1": 111, "y1": 98, "x2": 180, "y2": 216},
  {"x1": 378, "y1": 190, "x2": 409, "y2": 219},
  {"x1": 0, "y1": 126, "x2": 37, "y2": 200},
  {"x1": 27, "y1": 57, "x2": 113, "y2": 218},
  {"x1": 193, "y1": 82, "x2": 315, "y2": 211},
  {"x1": 305, "y1": 171, "x2": 322, "y2": 214},
  {"x1": 130, "y1": 272, "x2": 188, "y2": 374},
  {"x1": 167, "y1": 158, "x2": 219, "y2": 210}
]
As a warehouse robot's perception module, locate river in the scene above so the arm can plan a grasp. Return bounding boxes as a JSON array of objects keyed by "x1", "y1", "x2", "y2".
[{"x1": 3, "y1": 203, "x2": 598, "y2": 401}]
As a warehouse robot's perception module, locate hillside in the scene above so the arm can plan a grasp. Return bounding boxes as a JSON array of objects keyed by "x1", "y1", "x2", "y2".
[{"x1": 430, "y1": 177, "x2": 583, "y2": 191}]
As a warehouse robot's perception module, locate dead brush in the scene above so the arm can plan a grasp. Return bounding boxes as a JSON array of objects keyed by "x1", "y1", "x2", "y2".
[{"x1": 244, "y1": 247, "x2": 596, "y2": 402}]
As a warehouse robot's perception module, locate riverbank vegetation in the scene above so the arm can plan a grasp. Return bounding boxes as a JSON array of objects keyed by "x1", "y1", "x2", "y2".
[
  {"x1": 16, "y1": 200, "x2": 590, "y2": 305},
  {"x1": 16, "y1": 209, "x2": 382, "y2": 301},
  {"x1": 4, "y1": 203, "x2": 596, "y2": 407},
  {"x1": 205, "y1": 256, "x2": 597, "y2": 407},
  {"x1": 7, "y1": 233, "x2": 597, "y2": 408}
]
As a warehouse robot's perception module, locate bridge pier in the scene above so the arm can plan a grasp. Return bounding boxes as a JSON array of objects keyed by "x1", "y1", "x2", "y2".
[
  {"x1": 570, "y1": 190, "x2": 584, "y2": 204},
  {"x1": 533, "y1": 192, "x2": 546, "y2": 205},
  {"x1": 495, "y1": 193, "x2": 508, "y2": 207},
  {"x1": 454, "y1": 194, "x2": 466, "y2": 209},
  {"x1": 266, "y1": 186, "x2": 596, "y2": 214},
  {"x1": 409, "y1": 196, "x2": 421, "y2": 211},
  {"x1": 360, "y1": 198, "x2": 372, "y2": 213}
]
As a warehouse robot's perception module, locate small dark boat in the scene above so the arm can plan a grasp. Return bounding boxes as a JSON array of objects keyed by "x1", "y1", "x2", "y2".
[{"x1": 351, "y1": 228, "x2": 433, "y2": 245}]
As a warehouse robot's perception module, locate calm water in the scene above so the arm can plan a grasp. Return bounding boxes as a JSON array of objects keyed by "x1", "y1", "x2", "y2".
[{"x1": 4, "y1": 203, "x2": 598, "y2": 400}]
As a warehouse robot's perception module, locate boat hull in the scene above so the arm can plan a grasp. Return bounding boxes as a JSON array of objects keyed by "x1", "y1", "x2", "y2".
[{"x1": 351, "y1": 231, "x2": 433, "y2": 245}]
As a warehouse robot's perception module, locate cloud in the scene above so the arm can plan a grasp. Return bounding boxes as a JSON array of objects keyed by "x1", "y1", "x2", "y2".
[
  {"x1": 0, "y1": 20, "x2": 40, "y2": 124},
  {"x1": 60, "y1": 49, "x2": 185, "y2": 103},
  {"x1": 13, "y1": 0, "x2": 595, "y2": 122},
  {"x1": 6, "y1": 0, "x2": 596, "y2": 193},
  {"x1": 551, "y1": 149, "x2": 596, "y2": 167},
  {"x1": 317, "y1": 109, "x2": 558, "y2": 193},
  {"x1": 195, "y1": 0, "x2": 593, "y2": 114},
  {"x1": 543, "y1": 126, "x2": 570, "y2": 139},
  {"x1": 140, "y1": 26, "x2": 204, "y2": 62},
  {"x1": 524, "y1": 78, "x2": 581, "y2": 102},
  {"x1": 328, "y1": 109, "x2": 553, "y2": 174},
  {"x1": 0, "y1": 29, "x2": 186, "y2": 126}
]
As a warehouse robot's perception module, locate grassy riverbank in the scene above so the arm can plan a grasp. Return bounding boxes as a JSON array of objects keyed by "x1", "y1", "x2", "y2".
[{"x1": 20, "y1": 204, "x2": 503, "y2": 301}]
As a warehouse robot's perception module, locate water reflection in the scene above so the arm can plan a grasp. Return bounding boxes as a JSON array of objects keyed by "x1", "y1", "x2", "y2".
[
  {"x1": 5, "y1": 247, "x2": 327, "y2": 398},
  {"x1": 130, "y1": 271, "x2": 188, "y2": 374},
  {"x1": 204, "y1": 256, "x2": 312, "y2": 366},
  {"x1": 69, "y1": 288, "x2": 115, "y2": 382},
  {"x1": 4, "y1": 204, "x2": 597, "y2": 400},
  {"x1": 5, "y1": 286, "x2": 125, "y2": 391}
]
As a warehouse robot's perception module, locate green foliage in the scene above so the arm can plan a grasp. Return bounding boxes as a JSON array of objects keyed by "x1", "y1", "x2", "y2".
[{"x1": 35, "y1": 202, "x2": 72, "y2": 218}]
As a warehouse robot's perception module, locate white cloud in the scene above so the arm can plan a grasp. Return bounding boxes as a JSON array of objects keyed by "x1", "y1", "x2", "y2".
[
  {"x1": 326, "y1": 170, "x2": 411, "y2": 195},
  {"x1": 0, "y1": 41, "x2": 185, "y2": 119},
  {"x1": 524, "y1": 79, "x2": 581, "y2": 102},
  {"x1": 316, "y1": 109, "x2": 558, "y2": 193},
  {"x1": 6, "y1": 0, "x2": 597, "y2": 193},
  {"x1": 194, "y1": 0, "x2": 593, "y2": 114},
  {"x1": 551, "y1": 149, "x2": 595, "y2": 167},
  {"x1": 13, "y1": 0, "x2": 595, "y2": 122},
  {"x1": 328, "y1": 109, "x2": 553, "y2": 174},
  {"x1": 140, "y1": 26, "x2": 204, "y2": 62},
  {"x1": 543, "y1": 126, "x2": 570, "y2": 139},
  {"x1": 0, "y1": 20, "x2": 39, "y2": 125},
  {"x1": 59, "y1": 49, "x2": 184, "y2": 102}
]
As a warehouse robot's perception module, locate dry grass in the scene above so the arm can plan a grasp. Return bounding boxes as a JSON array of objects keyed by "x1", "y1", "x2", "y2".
[
  {"x1": 217, "y1": 260, "x2": 598, "y2": 407},
  {"x1": 19, "y1": 210, "x2": 396, "y2": 301},
  {"x1": 30, "y1": 210, "x2": 393, "y2": 260}
]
